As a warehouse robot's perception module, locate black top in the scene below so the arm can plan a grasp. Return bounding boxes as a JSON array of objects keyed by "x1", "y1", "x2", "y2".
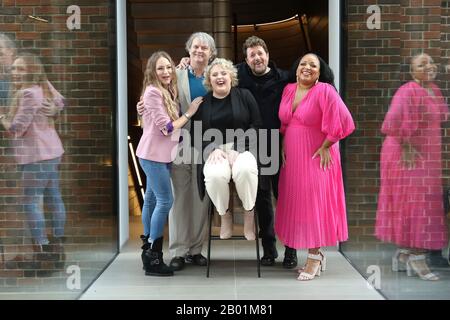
[
  {"x1": 252, "y1": 68, "x2": 275, "y2": 87},
  {"x1": 190, "y1": 87, "x2": 263, "y2": 200},
  {"x1": 210, "y1": 95, "x2": 233, "y2": 142}
]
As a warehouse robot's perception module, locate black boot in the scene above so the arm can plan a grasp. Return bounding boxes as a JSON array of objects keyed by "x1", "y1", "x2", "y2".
[
  {"x1": 48, "y1": 237, "x2": 66, "y2": 270},
  {"x1": 140, "y1": 235, "x2": 150, "y2": 270},
  {"x1": 140, "y1": 235, "x2": 149, "y2": 246},
  {"x1": 144, "y1": 237, "x2": 174, "y2": 277},
  {"x1": 32, "y1": 237, "x2": 67, "y2": 272},
  {"x1": 282, "y1": 246, "x2": 298, "y2": 269},
  {"x1": 36, "y1": 241, "x2": 60, "y2": 262}
]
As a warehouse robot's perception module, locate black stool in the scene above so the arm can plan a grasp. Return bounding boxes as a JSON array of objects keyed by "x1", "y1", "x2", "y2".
[{"x1": 206, "y1": 188, "x2": 261, "y2": 278}]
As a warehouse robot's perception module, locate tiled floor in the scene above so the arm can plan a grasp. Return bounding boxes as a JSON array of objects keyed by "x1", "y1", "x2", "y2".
[{"x1": 80, "y1": 218, "x2": 384, "y2": 300}]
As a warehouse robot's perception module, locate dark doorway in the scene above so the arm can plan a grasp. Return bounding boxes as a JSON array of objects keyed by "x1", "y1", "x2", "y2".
[
  {"x1": 231, "y1": 0, "x2": 329, "y2": 70},
  {"x1": 126, "y1": 0, "x2": 329, "y2": 227}
]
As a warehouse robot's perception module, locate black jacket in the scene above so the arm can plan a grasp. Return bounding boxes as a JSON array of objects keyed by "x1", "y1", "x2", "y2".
[
  {"x1": 236, "y1": 61, "x2": 292, "y2": 131},
  {"x1": 190, "y1": 87, "x2": 263, "y2": 200},
  {"x1": 236, "y1": 61, "x2": 292, "y2": 190}
]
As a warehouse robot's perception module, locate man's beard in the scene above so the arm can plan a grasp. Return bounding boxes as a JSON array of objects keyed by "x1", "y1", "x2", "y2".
[{"x1": 252, "y1": 65, "x2": 267, "y2": 76}]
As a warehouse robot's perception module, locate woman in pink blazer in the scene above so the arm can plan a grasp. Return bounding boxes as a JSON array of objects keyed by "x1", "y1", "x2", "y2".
[
  {"x1": 0, "y1": 53, "x2": 66, "y2": 257},
  {"x1": 136, "y1": 51, "x2": 202, "y2": 276}
]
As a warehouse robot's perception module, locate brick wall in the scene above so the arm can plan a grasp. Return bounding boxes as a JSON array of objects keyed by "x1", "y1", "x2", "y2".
[
  {"x1": 0, "y1": 1, "x2": 117, "y2": 296},
  {"x1": 343, "y1": 0, "x2": 449, "y2": 254},
  {"x1": 441, "y1": 0, "x2": 450, "y2": 186}
]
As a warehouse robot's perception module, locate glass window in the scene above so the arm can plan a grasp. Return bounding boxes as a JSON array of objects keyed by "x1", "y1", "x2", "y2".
[
  {"x1": 342, "y1": 0, "x2": 450, "y2": 299},
  {"x1": 0, "y1": 1, "x2": 118, "y2": 299}
]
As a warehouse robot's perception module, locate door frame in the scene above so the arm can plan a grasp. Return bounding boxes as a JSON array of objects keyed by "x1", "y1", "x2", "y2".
[{"x1": 116, "y1": 0, "x2": 343, "y2": 249}]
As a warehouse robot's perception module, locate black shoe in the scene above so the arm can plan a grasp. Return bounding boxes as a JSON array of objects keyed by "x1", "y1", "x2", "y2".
[
  {"x1": 282, "y1": 247, "x2": 297, "y2": 269},
  {"x1": 186, "y1": 254, "x2": 207, "y2": 266},
  {"x1": 261, "y1": 246, "x2": 278, "y2": 266},
  {"x1": 170, "y1": 256, "x2": 186, "y2": 271}
]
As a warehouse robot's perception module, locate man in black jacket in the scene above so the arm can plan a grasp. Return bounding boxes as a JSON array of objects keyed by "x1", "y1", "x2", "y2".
[{"x1": 237, "y1": 36, "x2": 297, "y2": 268}]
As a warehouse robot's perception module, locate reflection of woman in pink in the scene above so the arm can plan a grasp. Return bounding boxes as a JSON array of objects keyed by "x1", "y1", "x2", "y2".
[
  {"x1": 376, "y1": 53, "x2": 449, "y2": 281},
  {"x1": 0, "y1": 53, "x2": 66, "y2": 254}
]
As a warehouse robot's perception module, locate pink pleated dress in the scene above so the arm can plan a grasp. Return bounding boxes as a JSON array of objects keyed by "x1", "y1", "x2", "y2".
[
  {"x1": 375, "y1": 81, "x2": 449, "y2": 250},
  {"x1": 275, "y1": 82, "x2": 355, "y2": 249}
]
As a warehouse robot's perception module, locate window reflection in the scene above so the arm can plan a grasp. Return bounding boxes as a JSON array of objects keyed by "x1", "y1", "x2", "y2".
[
  {"x1": 0, "y1": 2, "x2": 117, "y2": 299},
  {"x1": 376, "y1": 53, "x2": 448, "y2": 281},
  {"x1": 342, "y1": 1, "x2": 450, "y2": 300}
]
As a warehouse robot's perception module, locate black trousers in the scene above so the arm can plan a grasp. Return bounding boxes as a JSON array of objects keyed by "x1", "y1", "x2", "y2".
[{"x1": 255, "y1": 172, "x2": 279, "y2": 250}]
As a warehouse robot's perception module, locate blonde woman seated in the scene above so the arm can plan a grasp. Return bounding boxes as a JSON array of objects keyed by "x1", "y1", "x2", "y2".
[{"x1": 190, "y1": 58, "x2": 263, "y2": 240}]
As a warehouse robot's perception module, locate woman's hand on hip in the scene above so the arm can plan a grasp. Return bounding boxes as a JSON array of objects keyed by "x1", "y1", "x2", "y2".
[
  {"x1": 312, "y1": 146, "x2": 333, "y2": 170},
  {"x1": 400, "y1": 143, "x2": 422, "y2": 170}
]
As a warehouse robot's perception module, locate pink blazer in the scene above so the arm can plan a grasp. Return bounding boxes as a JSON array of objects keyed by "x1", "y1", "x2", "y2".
[
  {"x1": 136, "y1": 85, "x2": 180, "y2": 163},
  {"x1": 8, "y1": 84, "x2": 64, "y2": 165}
]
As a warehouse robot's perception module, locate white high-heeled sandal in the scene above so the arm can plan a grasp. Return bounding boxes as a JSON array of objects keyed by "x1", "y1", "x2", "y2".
[
  {"x1": 406, "y1": 254, "x2": 439, "y2": 281},
  {"x1": 392, "y1": 248, "x2": 410, "y2": 272},
  {"x1": 297, "y1": 253, "x2": 325, "y2": 281},
  {"x1": 297, "y1": 250, "x2": 326, "y2": 273}
]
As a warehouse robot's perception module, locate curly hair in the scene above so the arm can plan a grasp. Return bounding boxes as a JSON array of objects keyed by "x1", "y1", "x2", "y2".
[{"x1": 203, "y1": 58, "x2": 238, "y2": 92}]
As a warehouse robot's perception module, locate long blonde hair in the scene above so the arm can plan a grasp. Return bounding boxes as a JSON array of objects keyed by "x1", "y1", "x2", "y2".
[
  {"x1": 141, "y1": 51, "x2": 179, "y2": 121},
  {"x1": 8, "y1": 53, "x2": 54, "y2": 117}
]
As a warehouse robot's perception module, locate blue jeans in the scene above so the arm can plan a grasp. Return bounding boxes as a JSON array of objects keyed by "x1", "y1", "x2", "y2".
[
  {"x1": 20, "y1": 157, "x2": 66, "y2": 245},
  {"x1": 138, "y1": 158, "x2": 173, "y2": 242}
]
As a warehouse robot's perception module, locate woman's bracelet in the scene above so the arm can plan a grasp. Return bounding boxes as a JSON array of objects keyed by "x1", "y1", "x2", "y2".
[{"x1": 183, "y1": 112, "x2": 191, "y2": 120}]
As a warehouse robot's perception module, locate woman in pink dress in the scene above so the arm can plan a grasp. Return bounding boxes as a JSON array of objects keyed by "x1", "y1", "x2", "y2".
[
  {"x1": 276, "y1": 53, "x2": 355, "y2": 281},
  {"x1": 375, "y1": 53, "x2": 448, "y2": 281}
]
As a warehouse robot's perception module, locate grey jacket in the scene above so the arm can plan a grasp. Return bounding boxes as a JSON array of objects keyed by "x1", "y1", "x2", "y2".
[{"x1": 176, "y1": 68, "x2": 193, "y2": 131}]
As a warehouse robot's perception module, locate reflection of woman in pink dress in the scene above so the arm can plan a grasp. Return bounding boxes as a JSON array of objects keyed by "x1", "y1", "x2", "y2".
[
  {"x1": 276, "y1": 53, "x2": 355, "y2": 281},
  {"x1": 376, "y1": 53, "x2": 448, "y2": 281}
]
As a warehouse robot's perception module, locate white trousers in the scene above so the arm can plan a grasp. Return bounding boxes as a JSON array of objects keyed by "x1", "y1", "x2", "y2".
[{"x1": 203, "y1": 150, "x2": 258, "y2": 215}]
